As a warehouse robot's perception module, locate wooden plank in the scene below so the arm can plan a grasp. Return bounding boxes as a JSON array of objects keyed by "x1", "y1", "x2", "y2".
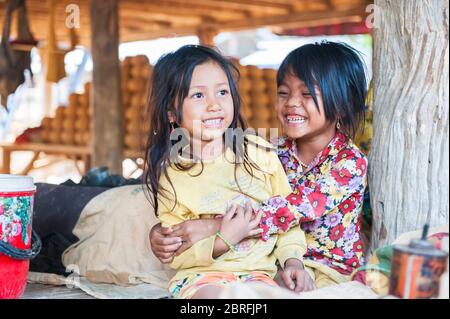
[
  {"x1": 0, "y1": 143, "x2": 93, "y2": 175},
  {"x1": 90, "y1": 0, "x2": 124, "y2": 174},
  {"x1": 120, "y1": 6, "x2": 202, "y2": 25},
  {"x1": 121, "y1": 17, "x2": 172, "y2": 31},
  {"x1": 122, "y1": 1, "x2": 249, "y2": 22},
  {"x1": 217, "y1": 7, "x2": 364, "y2": 30},
  {"x1": 180, "y1": 0, "x2": 291, "y2": 14},
  {"x1": 22, "y1": 283, "x2": 95, "y2": 299},
  {"x1": 0, "y1": 143, "x2": 91, "y2": 155},
  {"x1": 1, "y1": 143, "x2": 141, "y2": 157}
]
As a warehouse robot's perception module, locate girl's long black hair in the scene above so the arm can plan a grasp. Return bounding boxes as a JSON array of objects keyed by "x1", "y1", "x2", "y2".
[{"x1": 143, "y1": 45, "x2": 267, "y2": 214}]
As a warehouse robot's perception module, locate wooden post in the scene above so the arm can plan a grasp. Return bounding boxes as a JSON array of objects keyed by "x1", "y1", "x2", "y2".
[
  {"x1": 369, "y1": 0, "x2": 449, "y2": 249},
  {"x1": 90, "y1": 0, "x2": 124, "y2": 174},
  {"x1": 198, "y1": 27, "x2": 218, "y2": 47},
  {"x1": 1, "y1": 148, "x2": 11, "y2": 174}
]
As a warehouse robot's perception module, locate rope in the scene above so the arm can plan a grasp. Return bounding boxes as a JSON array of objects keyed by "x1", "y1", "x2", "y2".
[{"x1": 0, "y1": 230, "x2": 42, "y2": 260}]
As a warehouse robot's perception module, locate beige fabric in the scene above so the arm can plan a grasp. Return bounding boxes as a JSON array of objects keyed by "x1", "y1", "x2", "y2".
[
  {"x1": 303, "y1": 260, "x2": 352, "y2": 286},
  {"x1": 27, "y1": 272, "x2": 169, "y2": 299},
  {"x1": 306, "y1": 266, "x2": 351, "y2": 289},
  {"x1": 62, "y1": 185, "x2": 175, "y2": 289},
  {"x1": 277, "y1": 266, "x2": 349, "y2": 290},
  {"x1": 217, "y1": 280, "x2": 378, "y2": 299}
]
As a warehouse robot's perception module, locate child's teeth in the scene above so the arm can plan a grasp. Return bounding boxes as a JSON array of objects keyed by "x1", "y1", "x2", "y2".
[
  {"x1": 287, "y1": 116, "x2": 306, "y2": 123},
  {"x1": 204, "y1": 119, "x2": 221, "y2": 124},
  {"x1": 203, "y1": 118, "x2": 223, "y2": 126}
]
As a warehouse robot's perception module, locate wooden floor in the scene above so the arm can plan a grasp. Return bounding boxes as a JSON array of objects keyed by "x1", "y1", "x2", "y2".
[{"x1": 21, "y1": 283, "x2": 95, "y2": 299}]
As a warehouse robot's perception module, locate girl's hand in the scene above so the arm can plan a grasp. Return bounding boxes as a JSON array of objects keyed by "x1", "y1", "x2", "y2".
[
  {"x1": 279, "y1": 259, "x2": 316, "y2": 293},
  {"x1": 219, "y1": 202, "x2": 263, "y2": 246},
  {"x1": 149, "y1": 223, "x2": 182, "y2": 264},
  {"x1": 173, "y1": 218, "x2": 222, "y2": 256}
]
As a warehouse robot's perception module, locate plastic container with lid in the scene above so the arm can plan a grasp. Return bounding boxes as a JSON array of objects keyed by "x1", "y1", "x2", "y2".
[{"x1": 0, "y1": 174, "x2": 41, "y2": 299}]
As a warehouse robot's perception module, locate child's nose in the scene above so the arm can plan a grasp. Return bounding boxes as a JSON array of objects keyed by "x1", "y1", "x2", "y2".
[
  {"x1": 286, "y1": 94, "x2": 302, "y2": 108},
  {"x1": 207, "y1": 98, "x2": 222, "y2": 111}
]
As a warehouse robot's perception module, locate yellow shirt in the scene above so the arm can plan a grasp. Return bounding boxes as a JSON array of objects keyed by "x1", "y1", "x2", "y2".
[{"x1": 157, "y1": 135, "x2": 307, "y2": 283}]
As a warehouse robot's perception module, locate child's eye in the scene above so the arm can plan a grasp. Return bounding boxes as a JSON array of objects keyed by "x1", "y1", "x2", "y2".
[
  {"x1": 277, "y1": 91, "x2": 288, "y2": 97},
  {"x1": 218, "y1": 89, "x2": 229, "y2": 96},
  {"x1": 302, "y1": 92, "x2": 312, "y2": 97},
  {"x1": 191, "y1": 92, "x2": 204, "y2": 99}
]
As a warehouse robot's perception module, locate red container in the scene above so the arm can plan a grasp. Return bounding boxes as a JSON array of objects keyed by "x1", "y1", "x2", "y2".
[{"x1": 0, "y1": 175, "x2": 39, "y2": 299}]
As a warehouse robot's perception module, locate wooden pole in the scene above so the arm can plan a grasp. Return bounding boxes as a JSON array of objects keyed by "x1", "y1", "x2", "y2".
[
  {"x1": 198, "y1": 27, "x2": 218, "y2": 47},
  {"x1": 90, "y1": 0, "x2": 124, "y2": 174},
  {"x1": 369, "y1": 0, "x2": 449, "y2": 249}
]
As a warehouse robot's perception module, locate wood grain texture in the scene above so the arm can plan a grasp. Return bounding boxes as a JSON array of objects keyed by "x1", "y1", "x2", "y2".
[
  {"x1": 22, "y1": 283, "x2": 94, "y2": 299},
  {"x1": 370, "y1": 0, "x2": 449, "y2": 249}
]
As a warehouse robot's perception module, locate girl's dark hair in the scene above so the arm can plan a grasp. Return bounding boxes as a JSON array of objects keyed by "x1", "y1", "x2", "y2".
[
  {"x1": 143, "y1": 45, "x2": 264, "y2": 214},
  {"x1": 277, "y1": 41, "x2": 367, "y2": 139}
]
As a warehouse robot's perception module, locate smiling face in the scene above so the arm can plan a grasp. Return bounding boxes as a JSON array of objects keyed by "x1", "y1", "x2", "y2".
[
  {"x1": 179, "y1": 61, "x2": 234, "y2": 146},
  {"x1": 276, "y1": 72, "x2": 336, "y2": 142}
]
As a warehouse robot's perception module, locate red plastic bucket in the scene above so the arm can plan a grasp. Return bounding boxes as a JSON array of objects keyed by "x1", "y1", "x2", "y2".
[{"x1": 0, "y1": 175, "x2": 41, "y2": 299}]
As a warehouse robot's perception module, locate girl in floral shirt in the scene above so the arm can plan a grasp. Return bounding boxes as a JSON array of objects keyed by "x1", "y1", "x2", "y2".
[
  {"x1": 257, "y1": 41, "x2": 368, "y2": 287},
  {"x1": 259, "y1": 134, "x2": 367, "y2": 287},
  {"x1": 150, "y1": 41, "x2": 368, "y2": 290}
]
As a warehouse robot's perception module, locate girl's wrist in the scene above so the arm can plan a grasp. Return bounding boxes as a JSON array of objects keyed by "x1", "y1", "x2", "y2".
[
  {"x1": 216, "y1": 231, "x2": 236, "y2": 251},
  {"x1": 212, "y1": 218, "x2": 222, "y2": 233},
  {"x1": 218, "y1": 226, "x2": 239, "y2": 245},
  {"x1": 284, "y1": 258, "x2": 304, "y2": 270},
  {"x1": 213, "y1": 236, "x2": 231, "y2": 258},
  {"x1": 201, "y1": 218, "x2": 222, "y2": 237}
]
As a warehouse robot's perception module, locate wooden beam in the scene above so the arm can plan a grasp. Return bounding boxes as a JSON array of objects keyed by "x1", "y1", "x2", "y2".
[
  {"x1": 116, "y1": 7, "x2": 365, "y2": 42},
  {"x1": 121, "y1": 16, "x2": 172, "y2": 31},
  {"x1": 252, "y1": 0, "x2": 302, "y2": 3},
  {"x1": 120, "y1": 6, "x2": 202, "y2": 25},
  {"x1": 323, "y1": 0, "x2": 336, "y2": 10},
  {"x1": 90, "y1": 0, "x2": 124, "y2": 174},
  {"x1": 122, "y1": 1, "x2": 249, "y2": 21},
  {"x1": 217, "y1": 7, "x2": 364, "y2": 31},
  {"x1": 185, "y1": 0, "x2": 291, "y2": 15},
  {"x1": 0, "y1": 143, "x2": 91, "y2": 154}
]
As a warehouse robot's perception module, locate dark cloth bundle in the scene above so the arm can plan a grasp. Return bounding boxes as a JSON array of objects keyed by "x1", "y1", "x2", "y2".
[
  {"x1": 29, "y1": 183, "x2": 110, "y2": 275},
  {"x1": 30, "y1": 167, "x2": 143, "y2": 275}
]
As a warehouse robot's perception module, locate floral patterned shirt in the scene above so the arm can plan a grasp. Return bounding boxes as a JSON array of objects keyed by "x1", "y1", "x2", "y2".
[{"x1": 259, "y1": 132, "x2": 368, "y2": 275}]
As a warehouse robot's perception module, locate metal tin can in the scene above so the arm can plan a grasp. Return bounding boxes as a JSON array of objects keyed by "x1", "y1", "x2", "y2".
[{"x1": 389, "y1": 237, "x2": 448, "y2": 299}]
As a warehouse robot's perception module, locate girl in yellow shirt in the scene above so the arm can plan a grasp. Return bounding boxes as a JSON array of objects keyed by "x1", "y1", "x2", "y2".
[{"x1": 143, "y1": 45, "x2": 313, "y2": 299}]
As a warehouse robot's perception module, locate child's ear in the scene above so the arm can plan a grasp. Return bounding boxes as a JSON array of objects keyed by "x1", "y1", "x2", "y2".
[{"x1": 167, "y1": 111, "x2": 176, "y2": 123}]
